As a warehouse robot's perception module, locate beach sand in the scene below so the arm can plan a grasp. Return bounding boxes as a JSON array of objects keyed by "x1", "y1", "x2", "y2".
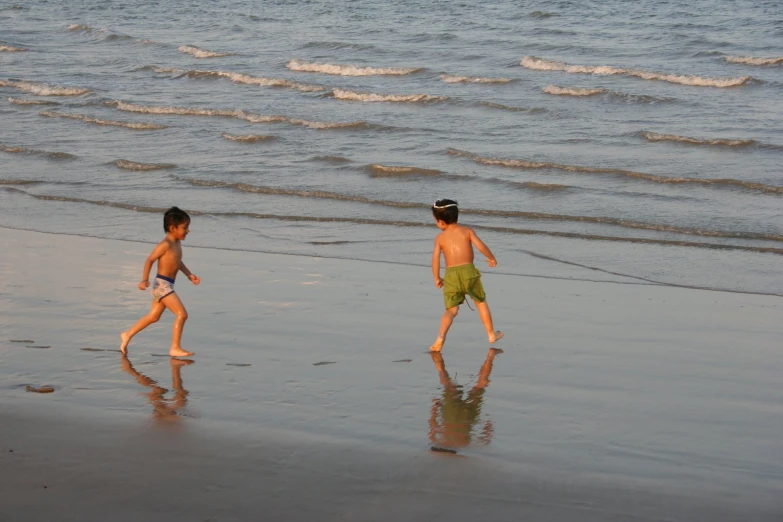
[{"x1": 1, "y1": 226, "x2": 782, "y2": 521}]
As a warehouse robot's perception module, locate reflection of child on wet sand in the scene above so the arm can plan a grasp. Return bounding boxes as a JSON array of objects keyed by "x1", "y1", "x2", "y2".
[
  {"x1": 121, "y1": 355, "x2": 191, "y2": 420},
  {"x1": 430, "y1": 199, "x2": 502, "y2": 352},
  {"x1": 429, "y1": 348, "x2": 501, "y2": 449},
  {"x1": 121, "y1": 207, "x2": 200, "y2": 357}
]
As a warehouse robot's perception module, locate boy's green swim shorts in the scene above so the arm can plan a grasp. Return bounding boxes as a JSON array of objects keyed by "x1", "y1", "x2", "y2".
[{"x1": 442, "y1": 263, "x2": 486, "y2": 309}]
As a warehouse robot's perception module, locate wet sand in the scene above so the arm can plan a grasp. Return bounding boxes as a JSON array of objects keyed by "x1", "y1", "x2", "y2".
[{"x1": 1, "y1": 226, "x2": 782, "y2": 521}]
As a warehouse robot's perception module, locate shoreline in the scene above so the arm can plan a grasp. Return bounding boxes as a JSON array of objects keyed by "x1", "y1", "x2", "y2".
[
  {"x1": 1, "y1": 223, "x2": 779, "y2": 298},
  {"x1": 1, "y1": 226, "x2": 782, "y2": 521}
]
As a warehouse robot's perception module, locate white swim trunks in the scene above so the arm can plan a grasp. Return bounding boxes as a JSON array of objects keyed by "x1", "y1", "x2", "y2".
[{"x1": 151, "y1": 274, "x2": 175, "y2": 302}]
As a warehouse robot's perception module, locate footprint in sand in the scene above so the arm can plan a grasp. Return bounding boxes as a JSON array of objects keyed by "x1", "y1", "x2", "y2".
[
  {"x1": 27, "y1": 345, "x2": 51, "y2": 349},
  {"x1": 313, "y1": 361, "x2": 336, "y2": 366},
  {"x1": 10, "y1": 339, "x2": 34, "y2": 343},
  {"x1": 81, "y1": 347, "x2": 105, "y2": 352},
  {"x1": 393, "y1": 359, "x2": 413, "y2": 363},
  {"x1": 226, "y1": 363, "x2": 251, "y2": 367}
]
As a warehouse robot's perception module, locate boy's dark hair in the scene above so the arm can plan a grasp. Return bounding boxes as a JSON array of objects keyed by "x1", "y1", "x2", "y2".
[
  {"x1": 432, "y1": 199, "x2": 459, "y2": 224},
  {"x1": 163, "y1": 206, "x2": 190, "y2": 232}
]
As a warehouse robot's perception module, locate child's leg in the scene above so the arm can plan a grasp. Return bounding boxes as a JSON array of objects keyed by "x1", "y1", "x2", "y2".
[
  {"x1": 475, "y1": 301, "x2": 503, "y2": 344},
  {"x1": 160, "y1": 293, "x2": 193, "y2": 357},
  {"x1": 431, "y1": 306, "x2": 459, "y2": 352},
  {"x1": 120, "y1": 301, "x2": 167, "y2": 353}
]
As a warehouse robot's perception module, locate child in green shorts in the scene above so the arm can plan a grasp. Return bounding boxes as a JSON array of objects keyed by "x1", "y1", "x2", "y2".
[{"x1": 430, "y1": 199, "x2": 503, "y2": 352}]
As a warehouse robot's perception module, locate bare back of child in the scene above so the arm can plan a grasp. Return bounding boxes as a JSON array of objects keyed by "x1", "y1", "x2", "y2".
[{"x1": 430, "y1": 199, "x2": 503, "y2": 352}]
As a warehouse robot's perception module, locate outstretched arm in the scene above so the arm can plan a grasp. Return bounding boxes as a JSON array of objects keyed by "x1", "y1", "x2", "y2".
[
  {"x1": 179, "y1": 261, "x2": 200, "y2": 285},
  {"x1": 432, "y1": 237, "x2": 443, "y2": 288},
  {"x1": 469, "y1": 229, "x2": 497, "y2": 267},
  {"x1": 139, "y1": 242, "x2": 169, "y2": 290}
]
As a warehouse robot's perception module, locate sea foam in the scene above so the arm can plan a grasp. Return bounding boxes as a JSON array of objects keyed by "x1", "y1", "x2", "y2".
[
  {"x1": 178, "y1": 45, "x2": 233, "y2": 58},
  {"x1": 522, "y1": 56, "x2": 751, "y2": 87},
  {"x1": 0, "y1": 79, "x2": 90, "y2": 96},
  {"x1": 725, "y1": 55, "x2": 783, "y2": 66},
  {"x1": 40, "y1": 111, "x2": 167, "y2": 130},
  {"x1": 332, "y1": 88, "x2": 445, "y2": 103},
  {"x1": 640, "y1": 131, "x2": 756, "y2": 147},
  {"x1": 287, "y1": 59, "x2": 421, "y2": 76},
  {"x1": 107, "y1": 101, "x2": 367, "y2": 130}
]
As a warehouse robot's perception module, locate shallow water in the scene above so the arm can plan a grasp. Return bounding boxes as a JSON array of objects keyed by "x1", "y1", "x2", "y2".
[{"x1": 1, "y1": 0, "x2": 782, "y2": 294}]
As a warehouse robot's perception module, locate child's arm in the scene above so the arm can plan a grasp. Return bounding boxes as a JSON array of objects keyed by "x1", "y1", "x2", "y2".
[
  {"x1": 469, "y1": 229, "x2": 497, "y2": 267},
  {"x1": 432, "y1": 237, "x2": 444, "y2": 288},
  {"x1": 179, "y1": 261, "x2": 200, "y2": 285},
  {"x1": 138, "y1": 242, "x2": 169, "y2": 290}
]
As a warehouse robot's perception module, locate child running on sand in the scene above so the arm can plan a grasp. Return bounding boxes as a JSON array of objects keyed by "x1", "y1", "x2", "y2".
[
  {"x1": 430, "y1": 199, "x2": 502, "y2": 352},
  {"x1": 120, "y1": 207, "x2": 200, "y2": 357}
]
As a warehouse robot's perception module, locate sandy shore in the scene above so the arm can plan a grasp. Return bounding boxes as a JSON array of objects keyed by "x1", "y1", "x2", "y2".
[{"x1": 1, "y1": 226, "x2": 782, "y2": 521}]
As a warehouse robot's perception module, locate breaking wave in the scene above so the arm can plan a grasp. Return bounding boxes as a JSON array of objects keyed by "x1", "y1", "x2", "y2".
[
  {"x1": 107, "y1": 100, "x2": 369, "y2": 130},
  {"x1": 0, "y1": 45, "x2": 25, "y2": 52},
  {"x1": 521, "y1": 56, "x2": 751, "y2": 87},
  {"x1": 221, "y1": 133, "x2": 277, "y2": 142},
  {"x1": 40, "y1": 110, "x2": 167, "y2": 130},
  {"x1": 366, "y1": 164, "x2": 443, "y2": 178},
  {"x1": 112, "y1": 160, "x2": 176, "y2": 171},
  {"x1": 1, "y1": 145, "x2": 76, "y2": 160},
  {"x1": 640, "y1": 131, "x2": 756, "y2": 147},
  {"x1": 0, "y1": 79, "x2": 90, "y2": 96},
  {"x1": 447, "y1": 148, "x2": 783, "y2": 195},
  {"x1": 543, "y1": 86, "x2": 673, "y2": 103},
  {"x1": 440, "y1": 74, "x2": 512, "y2": 84},
  {"x1": 332, "y1": 88, "x2": 446, "y2": 103},
  {"x1": 178, "y1": 45, "x2": 233, "y2": 58},
  {"x1": 478, "y1": 101, "x2": 546, "y2": 113},
  {"x1": 8, "y1": 97, "x2": 59, "y2": 106},
  {"x1": 725, "y1": 55, "x2": 783, "y2": 66},
  {"x1": 543, "y1": 85, "x2": 605, "y2": 96},
  {"x1": 177, "y1": 69, "x2": 324, "y2": 92},
  {"x1": 287, "y1": 59, "x2": 421, "y2": 76}
]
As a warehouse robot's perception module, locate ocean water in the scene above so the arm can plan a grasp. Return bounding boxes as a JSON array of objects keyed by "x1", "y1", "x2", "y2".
[{"x1": 1, "y1": 0, "x2": 782, "y2": 294}]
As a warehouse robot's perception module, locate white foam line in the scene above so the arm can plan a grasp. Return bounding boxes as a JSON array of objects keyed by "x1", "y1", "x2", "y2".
[
  {"x1": 543, "y1": 85, "x2": 605, "y2": 96},
  {"x1": 40, "y1": 110, "x2": 167, "y2": 130},
  {"x1": 108, "y1": 101, "x2": 366, "y2": 130},
  {"x1": 178, "y1": 45, "x2": 233, "y2": 58},
  {"x1": 0, "y1": 79, "x2": 90, "y2": 96},
  {"x1": 332, "y1": 88, "x2": 445, "y2": 103},
  {"x1": 725, "y1": 55, "x2": 783, "y2": 66},
  {"x1": 521, "y1": 56, "x2": 751, "y2": 87},
  {"x1": 287, "y1": 59, "x2": 421, "y2": 76}
]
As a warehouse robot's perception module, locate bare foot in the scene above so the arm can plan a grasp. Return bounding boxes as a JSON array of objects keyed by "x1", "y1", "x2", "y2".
[
  {"x1": 430, "y1": 337, "x2": 445, "y2": 352},
  {"x1": 120, "y1": 332, "x2": 131, "y2": 354},
  {"x1": 488, "y1": 347, "x2": 504, "y2": 358},
  {"x1": 488, "y1": 331, "x2": 504, "y2": 344},
  {"x1": 169, "y1": 347, "x2": 195, "y2": 357},
  {"x1": 170, "y1": 358, "x2": 194, "y2": 367}
]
